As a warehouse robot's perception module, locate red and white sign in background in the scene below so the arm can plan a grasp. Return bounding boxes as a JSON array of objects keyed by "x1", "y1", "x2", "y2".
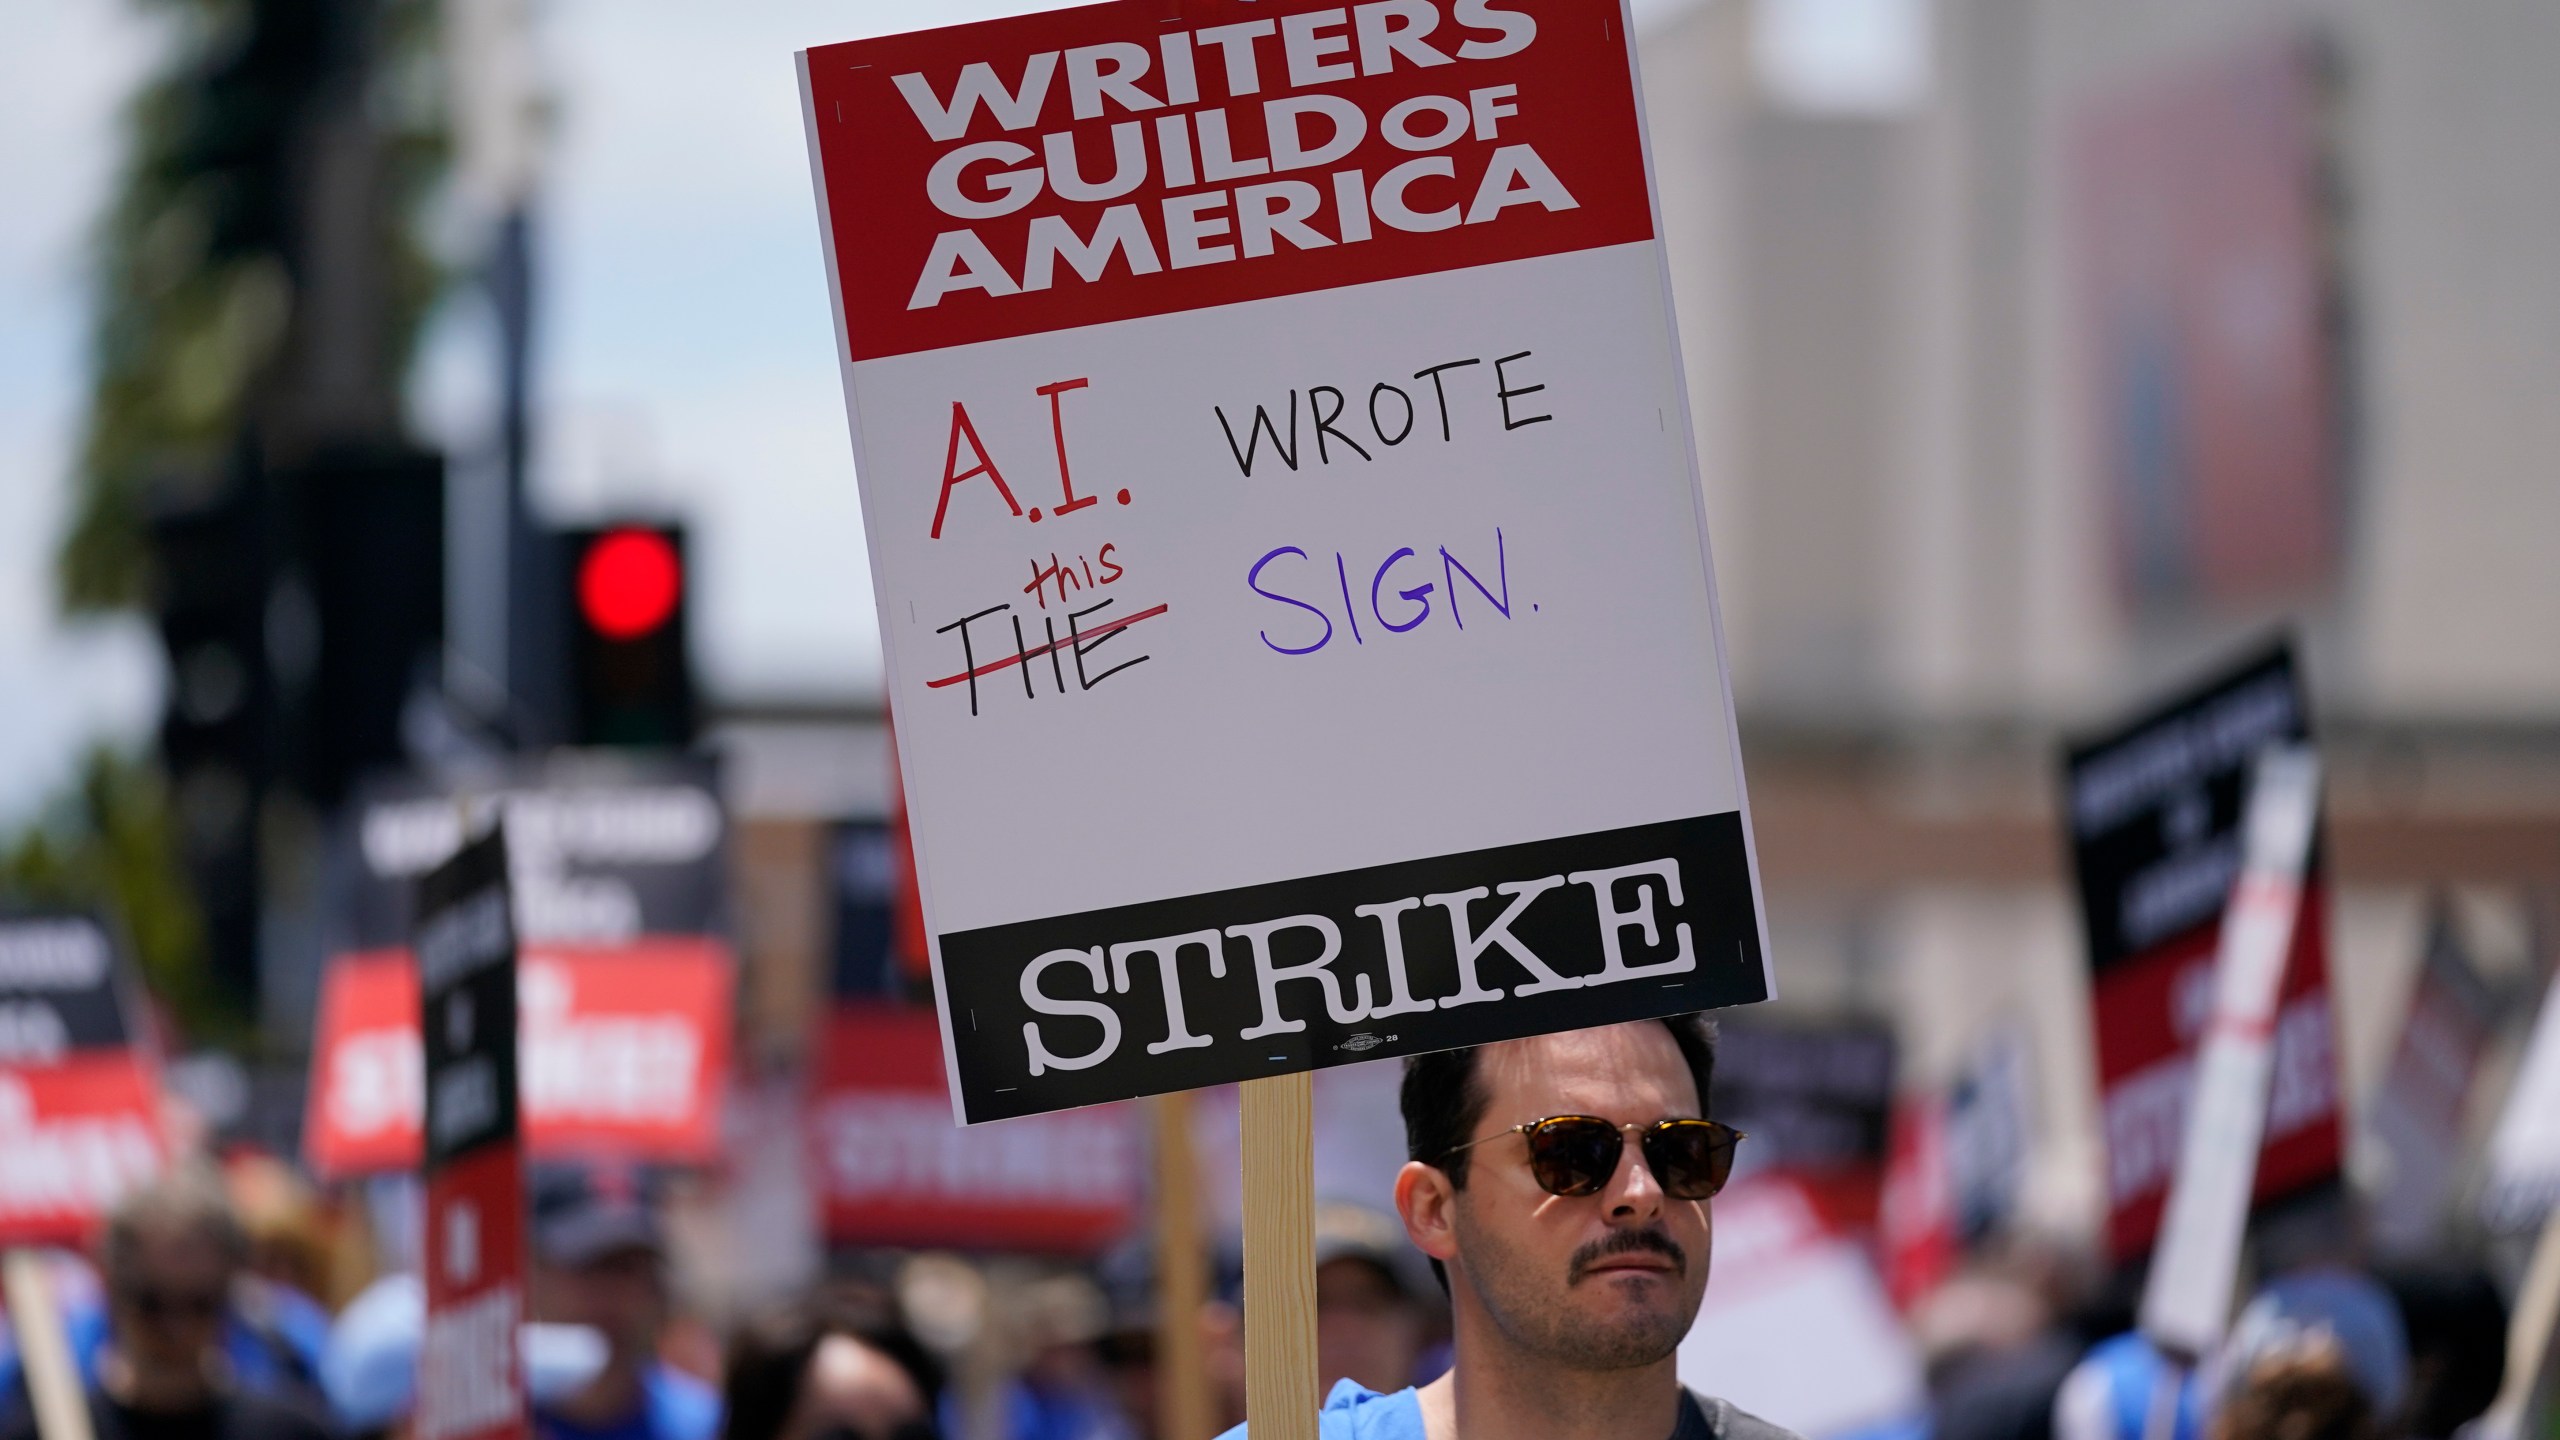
[
  {"x1": 2063, "y1": 642, "x2": 2341, "y2": 1261},
  {"x1": 0, "y1": 914, "x2": 164, "y2": 1244},
  {"x1": 305, "y1": 940, "x2": 733, "y2": 1177},
  {"x1": 804, "y1": 0, "x2": 1770, "y2": 1124},
  {"x1": 811, "y1": 1006, "x2": 1139, "y2": 1252}
]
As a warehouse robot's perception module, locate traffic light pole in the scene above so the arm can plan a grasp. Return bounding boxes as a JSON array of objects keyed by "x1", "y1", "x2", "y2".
[{"x1": 492, "y1": 204, "x2": 567, "y2": 750}]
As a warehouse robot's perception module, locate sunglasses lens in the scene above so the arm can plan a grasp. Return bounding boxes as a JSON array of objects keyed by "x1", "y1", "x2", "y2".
[
  {"x1": 132, "y1": 1288, "x2": 224, "y2": 1322},
  {"x1": 1524, "y1": 1117, "x2": 1623, "y2": 1196},
  {"x1": 1642, "y1": 1121, "x2": 1740, "y2": 1199}
]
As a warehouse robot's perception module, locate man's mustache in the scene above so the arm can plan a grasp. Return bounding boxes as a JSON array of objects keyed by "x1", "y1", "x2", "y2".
[{"x1": 1566, "y1": 1227, "x2": 1687, "y2": 1284}]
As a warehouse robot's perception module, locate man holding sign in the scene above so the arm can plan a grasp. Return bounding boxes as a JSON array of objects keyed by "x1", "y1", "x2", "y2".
[{"x1": 1216, "y1": 1017, "x2": 1796, "y2": 1440}]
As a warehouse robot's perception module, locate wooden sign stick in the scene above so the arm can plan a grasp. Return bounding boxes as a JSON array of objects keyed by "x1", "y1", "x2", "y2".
[
  {"x1": 1241, "y1": 1073, "x2": 1318, "y2": 1440},
  {"x1": 3, "y1": 1250, "x2": 97, "y2": 1440},
  {"x1": 1154, "y1": 1090, "x2": 1215, "y2": 1440}
]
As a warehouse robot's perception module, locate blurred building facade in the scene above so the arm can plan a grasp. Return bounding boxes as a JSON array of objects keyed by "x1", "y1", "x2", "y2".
[{"x1": 1634, "y1": 0, "x2": 2560, "y2": 1249}]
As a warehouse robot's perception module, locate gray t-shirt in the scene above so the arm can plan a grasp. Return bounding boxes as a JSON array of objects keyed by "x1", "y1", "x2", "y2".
[{"x1": 1680, "y1": 1391, "x2": 1805, "y2": 1440}]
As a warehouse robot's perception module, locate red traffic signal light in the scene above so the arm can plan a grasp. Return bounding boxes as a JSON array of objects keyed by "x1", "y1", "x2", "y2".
[
  {"x1": 563, "y1": 523, "x2": 693, "y2": 749},
  {"x1": 576, "y1": 526, "x2": 683, "y2": 640}
]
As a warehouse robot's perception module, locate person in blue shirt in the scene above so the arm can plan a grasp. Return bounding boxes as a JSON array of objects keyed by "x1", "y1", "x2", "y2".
[
  {"x1": 0, "y1": 1169, "x2": 335, "y2": 1440},
  {"x1": 1218, "y1": 1016, "x2": 1800, "y2": 1440},
  {"x1": 0, "y1": 1256, "x2": 331, "y2": 1411},
  {"x1": 526, "y1": 1165, "x2": 719, "y2": 1440}
]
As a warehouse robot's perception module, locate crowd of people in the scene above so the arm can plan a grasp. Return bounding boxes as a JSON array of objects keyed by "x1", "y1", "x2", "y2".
[{"x1": 0, "y1": 1018, "x2": 2529, "y2": 1440}]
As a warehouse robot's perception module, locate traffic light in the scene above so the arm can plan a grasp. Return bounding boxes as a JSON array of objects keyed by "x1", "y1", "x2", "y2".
[
  {"x1": 146, "y1": 466, "x2": 274, "y2": 1004},
  {"x1": 281, "y1": 445, "x2": 444, "y2": 803},
  {"x1": 562, "y1": 524, "x2": 694, "y2": 748}
]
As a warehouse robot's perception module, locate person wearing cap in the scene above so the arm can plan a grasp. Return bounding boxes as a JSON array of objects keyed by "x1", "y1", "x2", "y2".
[
  {"x1": 1312, "y1": 1202, "x2": 1437, "y2": 1397},
  {"x1": 720, "y1": 1291, "x2": 942, "y2": 1440},
  {"x1": 528, "y1": 1165, "x2": 719, "y2": 1440},
  {"x1": 2204, "y1": 1271, "x2": 2408, "y2": 1440},
  {"x1": 1219, "y1": 1017, "x2": 1799, "y2": 1440}
]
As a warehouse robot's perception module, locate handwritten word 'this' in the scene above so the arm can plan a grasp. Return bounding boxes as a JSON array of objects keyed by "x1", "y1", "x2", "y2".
[
  {"x1": 931, "y1": 376, "x2": 1135, "y2": 539},
  {"x1": 929, "y1": 595, "x2": 1166, "y2": 716},
  {"x1": 1249, "y1": 528, "x2": 1517, "y2": 656},
  {"x1": 1024, "y1": 546, "x2": 1125, "y2": 610}
]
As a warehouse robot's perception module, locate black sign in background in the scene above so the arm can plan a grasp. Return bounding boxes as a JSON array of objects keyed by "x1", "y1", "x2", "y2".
[
  {"x1": 333, "y1": 754, "x2": 726, "y2": 952},
  {"x1": 0, "y1": 912, "x2": 138, "y2": 1053},
  {"x1": 418, "y1": 829, "x2": 520, "y2": 1168},
  {"x1": 1711, "y1": 1020, "x2": 1896, "y2": 1173},
  {"x1": 941, "y1": 812, "x2": 1766, "y2": 1122},
  {"x1": 2062, "y1": 638, "x2": 2311, "y2": 972},
  {"x1": 830, "y1": 821, "x2": 900, "y2": 999}
]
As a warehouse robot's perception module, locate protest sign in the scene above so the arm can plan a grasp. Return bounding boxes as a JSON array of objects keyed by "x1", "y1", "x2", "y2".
[
  {"x1": 416, "y1": 829, "x2": 528, "y2": 1440},
  {"x1": 0, "y1": 913, "x2": 164, "y2": 1245},
  {"x1": 1676, "y1": 1175, "x2": 1926, "y2": 1439},
  {"x1": 1712, "y1": 1019, "x2": 1895, "y2": 1229},
  {"x1": 810, "y1": 1005, "x2": 1139, "y2": 1251},
  {"x1": 1946, "y1": 1024, "x2": 2033, "y2": 1243},
  {"x1": 1878, "y1": 1092, "x2": 1955, "y2": 1312},
  {"x1": 2368, "y1": 903, "x2": 2499, "y2": 1252},
  {"x1": 335, "y1": 756, "x2": 725, "y2": 951},
  {"x1": 2482, "y1": 969, "x2": 2560, "y2": 1232},
  {"x1": 2063, "y1": 640, "x2": 2341, "y2": 1260},
  {"x1": 304, "y1": 940, "x2": 733, "y2": 1178},
  {"x1": 801, "y1": 0, "x2": 1768, "y2": 1125}
]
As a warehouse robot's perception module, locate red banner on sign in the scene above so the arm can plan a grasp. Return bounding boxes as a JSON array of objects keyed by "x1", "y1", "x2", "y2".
[
  {"x1": 421, "y1": 1125, "x2": 528, "y2": 1440},
  {"x1": 810, "y1": 1006, "x2": 1138, "y2": 1252},
  {"x1": 804, "y1": 0, "x2": 1658, "y2": 361},
  {"x1": 0, "y1": 1052, "x2": 165, "y2": 1246},
  {"x1": 1878, "y1": 1092, "x2": 1955, "y2": 1313},
  {"x1": 305, "y1": 941, "x2": 734, "y2": 1177},
  {"x1": 2092, "y1": 889, "x2": 2339, "y2": 1260}
]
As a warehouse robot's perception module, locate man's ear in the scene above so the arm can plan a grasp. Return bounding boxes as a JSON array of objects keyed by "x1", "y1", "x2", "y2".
[{"x1": 1394, "y1": 1160, "x2": 1459, "y2": 1266}]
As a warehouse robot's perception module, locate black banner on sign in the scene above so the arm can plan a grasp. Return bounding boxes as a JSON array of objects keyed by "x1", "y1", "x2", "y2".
[
  {"x1": 0, "y1": 913, "x2": 137, "y2": 1059},
  {"x1": 337, "y1": 754, "x2": 725, "y2": 951},
  {"x1": 2063, "y1": 639, "x2": 2310, "y2": 971},
  {"x1": 1712, "y1": 1021, "x2": 1896, "y2": 1173},
  {"x1": 419, "y1": 828, "x2": 520, "y2": 1168},
  {"x1": 940, "y1": 812, "x2": 1765, "y2": 1122}
]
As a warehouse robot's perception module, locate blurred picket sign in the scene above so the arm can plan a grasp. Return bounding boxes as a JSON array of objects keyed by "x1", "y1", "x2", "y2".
[
  {"x1": 2364, "y1": 902, "x2": 2500, "y2": 1254},
  {"x1": 1676, "y1": 1174, "x2": 1927, "y2": 1439},
  {"x1": 2482, "y1": 973, "x2": 2560, "y2": 1234}
]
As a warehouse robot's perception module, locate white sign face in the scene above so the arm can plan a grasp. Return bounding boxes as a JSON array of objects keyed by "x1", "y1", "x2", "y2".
[
  {"x1": 2484, "y1": 976, "x2": 2560, "y2": 1231},
  {"x1": 802, "y1": 0, "x2": 1769, "y2": 1121}
]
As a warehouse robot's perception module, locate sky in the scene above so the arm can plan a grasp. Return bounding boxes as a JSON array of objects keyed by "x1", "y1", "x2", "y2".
[
  {"x1": 0, "y1": 0, "x2": 1907, "y2": 825},
  {"x1": 0, "y1": 2, "x2": 166, "y2": 825}
]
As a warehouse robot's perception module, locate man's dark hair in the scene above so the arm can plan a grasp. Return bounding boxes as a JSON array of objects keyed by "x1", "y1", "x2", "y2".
[
  {"x1": 1401, "y1": 1014, "x2": 1719, "y2": 1190},
  {"x1": 722, "y1": 1289, "x2": 944, "y2": 1440}
]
